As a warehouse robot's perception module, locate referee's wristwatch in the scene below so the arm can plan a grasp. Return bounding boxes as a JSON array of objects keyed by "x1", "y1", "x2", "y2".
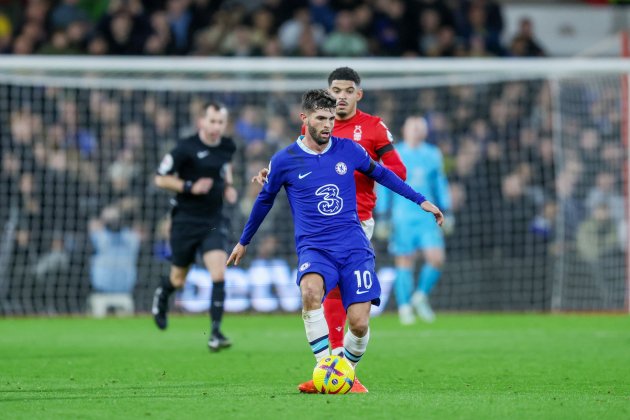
[{"x1": 183, "y1": 180, "x2": 194, "y2": 194}]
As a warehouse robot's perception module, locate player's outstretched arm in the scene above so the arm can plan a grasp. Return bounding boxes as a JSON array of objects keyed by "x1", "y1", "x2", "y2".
[
  {"x1": 420, "y1": 200, "x2": 444, "y2": 226},
  {"x1": 226, "y1": 243, "x2": 247, "y2": 266},
  {"x1": 251, "y1": 167, "x2": 269, "y2": 185}
]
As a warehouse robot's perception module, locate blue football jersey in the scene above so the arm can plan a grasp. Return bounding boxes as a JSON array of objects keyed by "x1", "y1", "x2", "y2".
[{"x1": 244, "y1": 136, "x2": 373, "y2": 254}]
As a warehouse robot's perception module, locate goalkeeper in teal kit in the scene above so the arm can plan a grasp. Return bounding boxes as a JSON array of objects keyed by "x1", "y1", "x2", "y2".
[
  {"x1": 376, "y1": 116, "x2": 451, "y2": 324},
  {"x1": 228, "y1": 90, "x2": 443, "y2": 392}
]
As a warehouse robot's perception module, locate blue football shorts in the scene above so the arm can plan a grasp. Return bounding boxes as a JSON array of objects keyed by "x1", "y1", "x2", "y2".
[{"x1": 296, "y1": 247, "x2": 381, "y2": 311}]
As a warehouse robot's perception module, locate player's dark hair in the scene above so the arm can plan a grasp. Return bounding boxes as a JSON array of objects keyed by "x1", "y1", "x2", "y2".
[
  {"x1": 327, "y1": 67, "x2": 361, "y2": 86},
  {"x1": 302, "y1": 89, "x2": 336, "y2": 114},
  {"x1": 203, "y1": 101, "x2": 227, "y2": 113}
]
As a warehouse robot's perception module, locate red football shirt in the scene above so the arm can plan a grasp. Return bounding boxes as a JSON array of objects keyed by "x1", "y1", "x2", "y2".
[{"x1": 302, "y1": 109, "x2": 406, "y2": 221}]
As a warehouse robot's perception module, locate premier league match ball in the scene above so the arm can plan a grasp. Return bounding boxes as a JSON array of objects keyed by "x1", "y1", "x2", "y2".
[{"x1": 312, "y1": 355, "x2": 355, "y2": 394}]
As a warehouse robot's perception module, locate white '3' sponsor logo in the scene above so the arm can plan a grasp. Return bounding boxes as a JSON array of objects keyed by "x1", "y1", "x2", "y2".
[
  {"x1": 315, "y1": 184, "x2": 343, "y2": 215},
  {"x1": 197, "y1": 150, "x2": 209, "y2": 159}
]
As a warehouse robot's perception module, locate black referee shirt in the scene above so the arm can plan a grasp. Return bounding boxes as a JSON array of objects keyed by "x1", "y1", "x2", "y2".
[{"x1": 157, "y1": 134, "x2": 236, "y2": 221}]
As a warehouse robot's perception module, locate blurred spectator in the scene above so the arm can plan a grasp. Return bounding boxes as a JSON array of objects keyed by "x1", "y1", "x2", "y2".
[
  {"x1": 235, "y1": 105, "x2": 267, "y2": 147},
  {"x1": 509, "y1": 17, "x2": 546, "y2": 57},
  {"x1": 309, "y1": 0, "x2": 336, "y2": 33},
  {"x1": 166, "y1": 0, "x2": 192, "y2": 54},
  {"x1": 38, "y1": 29, "x2": 81, "y2": 54},
  {"x1": 415, "y1": 7, "x2": 442, "y2": 56},
  {"x1": 58, "y1": 98, "x2": 97, "y2": 158},
  {"x1": 530, "y1": 136, "x2": 556, "y2": 199},
  {"x1": 51, "y1": 0, "x2": 89, "y2": 30},
  {"x1": 105, "y1": 11, "x2": 146, "y2": 55},
  {"x1": 576, "y1": 202, "x2": 623, "y2": 306},
  {"x1": 0, "y1": 152, "x2": 22, "y2": 218},
  {"x1": 0, "y1": 10, "x2": 12, "y2": 52},
  {"x1": 248, "y1": 7, "x2": 275, "y2": 52},
  {"x1": 352, "y1": 3, "x2": 373, "y2": 39},
  {"x1": 11, "y1": 33, "x2": 35, "y2": 53},
  {"x1": 321, "y1": 9, "x2": 368, "y2": 57},
  {"x1": 371, "y1": 0, "x2": 405, "y2": 56},
  {"x1": 87, "y1": 34, "x2": 109, "y2": 54},
  {"x1": 88, "y1": 205, "x2": 142, "y2": 293},
  {"x1": 412, "y1": 0, "x2": 457, "y2": 32},
  {"x1": 32, "y1": 231, "x2": 69, "y2": 284},
  {"x1": 577, "y1": 202, "x2": 620, "y2": 263},
  {"x1": 460, "y1": 0, "x2": 504, "y2": 56},
  {"x1": 585, "y1": 171, "x2": 625, "y2": 228},
  {"x1": 145, "y1": 10, "x2": 175, "y2": 55},
  {"x1": 556, "y1": 165, "x2": 584, "y2": 242},
  {"x1": 496, "y1": 172, "x2": 538, "y2": 257},
  {"x1": 220, "y1": 23, "x2": 261, "y2": 56},
  {"x1": 278, "y1": 7, "x2": 325, "y2": 56},
  {"x1": 530, "y1": 200, "x2": 557, "y2": 245}
]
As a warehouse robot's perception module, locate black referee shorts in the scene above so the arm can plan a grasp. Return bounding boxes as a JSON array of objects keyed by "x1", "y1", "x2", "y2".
[{"x1": 169, "y1": 217, "x2": 230, "y2": 268}]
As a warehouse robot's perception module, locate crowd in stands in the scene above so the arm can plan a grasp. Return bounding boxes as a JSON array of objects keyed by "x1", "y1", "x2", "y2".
[{"x1": 0, "y1": 0, "x2": 547, "y2": 58}]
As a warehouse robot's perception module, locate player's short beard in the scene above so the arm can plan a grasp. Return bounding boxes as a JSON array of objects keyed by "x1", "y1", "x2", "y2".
[
  {"x1": 308, "y1": 123, "x2": 329, "y2": 145},
  {"x1": 335, "y1": 108, "x2": 348, "y2": 118}
]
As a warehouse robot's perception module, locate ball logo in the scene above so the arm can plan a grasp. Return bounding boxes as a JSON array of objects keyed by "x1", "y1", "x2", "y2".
[
  {"x1": 299, "y1": 262, "x2": 311, "y2": 272},
  {"x1": 335, "y1": 162, "x2": 347, "y2": 175}
]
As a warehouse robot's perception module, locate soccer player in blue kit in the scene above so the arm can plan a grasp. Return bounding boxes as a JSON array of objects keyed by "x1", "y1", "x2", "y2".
[{"x1": 227, "y1": 90, "x2": 443, "y2": 391}]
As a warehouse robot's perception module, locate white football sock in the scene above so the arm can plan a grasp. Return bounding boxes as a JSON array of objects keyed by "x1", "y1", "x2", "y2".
[
  {"x1": 343, "y1": 328, "x2": 370, "y2": 367},
  {"x1": 302, "y1": 307, "x2": 329, "y2": 361}
]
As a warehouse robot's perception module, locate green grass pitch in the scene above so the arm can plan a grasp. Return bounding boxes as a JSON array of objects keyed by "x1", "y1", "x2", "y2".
[{"x1": 1, "y1": 313, "x2": 629, "y2": 419}]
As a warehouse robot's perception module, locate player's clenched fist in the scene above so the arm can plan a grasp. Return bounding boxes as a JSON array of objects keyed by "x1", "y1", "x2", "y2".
[{"x1": 191, "y1": 177, "x2": 213, "y2": 194}]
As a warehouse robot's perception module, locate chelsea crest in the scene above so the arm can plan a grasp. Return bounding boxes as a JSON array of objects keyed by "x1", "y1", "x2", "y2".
[{"x1": 335, "y1": 162, "x2": 347, "y2": 175}]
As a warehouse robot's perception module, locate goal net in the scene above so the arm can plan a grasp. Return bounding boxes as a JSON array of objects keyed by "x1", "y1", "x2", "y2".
[{"x1": 0, "y1": 57, "x2": 628, "y2": 315}]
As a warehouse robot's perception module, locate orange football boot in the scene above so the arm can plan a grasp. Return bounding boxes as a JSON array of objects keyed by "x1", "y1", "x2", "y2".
[
  {"x1": 297, "y1": 379, "x2": 318, "y2": 394},
  {"x1": 349, "y1": 377, "x2": 368, "y2": 393}
]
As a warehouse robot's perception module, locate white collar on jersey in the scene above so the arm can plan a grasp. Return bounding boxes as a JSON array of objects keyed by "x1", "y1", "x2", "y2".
[{"x1": 296, "y1": 135, "x2": 333, "y2": 155}]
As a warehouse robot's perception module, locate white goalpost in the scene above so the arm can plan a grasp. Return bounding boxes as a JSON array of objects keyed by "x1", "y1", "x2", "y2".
[{"x1": 0, "y1": 56, "x2": 628, "y2": 315}]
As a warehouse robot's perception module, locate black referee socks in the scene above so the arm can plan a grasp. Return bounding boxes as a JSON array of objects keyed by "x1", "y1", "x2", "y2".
[{"x1": 210, "y1": 280, "x2": 226, "y2": 335}]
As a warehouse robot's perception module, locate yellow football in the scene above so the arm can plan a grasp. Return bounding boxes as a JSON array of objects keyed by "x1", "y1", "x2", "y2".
[{"x1": 312, "y1": 355, "x2": 355, "y2": 394}]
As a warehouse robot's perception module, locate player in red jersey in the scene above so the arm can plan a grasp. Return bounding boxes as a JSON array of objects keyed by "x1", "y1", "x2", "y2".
[{"x1": 254, "y1": 67, "x2": 407, "y2": 393}]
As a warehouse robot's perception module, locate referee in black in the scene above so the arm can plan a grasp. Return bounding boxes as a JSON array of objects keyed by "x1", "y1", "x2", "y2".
[{"x1": 153, "y1": 101, "x2": 237, "y2": 352}]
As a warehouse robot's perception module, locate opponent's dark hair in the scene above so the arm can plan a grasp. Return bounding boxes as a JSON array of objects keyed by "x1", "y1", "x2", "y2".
[
  {"x1": 302, "y1": 89, "x2": 337, "y2": 113},
  {"x1": 327, "y1": 67, "x2": 361, "y2": 86}
]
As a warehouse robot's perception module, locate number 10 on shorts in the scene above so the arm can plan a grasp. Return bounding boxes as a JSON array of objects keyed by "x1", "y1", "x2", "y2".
[{"x1": 354, "y1": 270, "x2": 373, "y2": 290}]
